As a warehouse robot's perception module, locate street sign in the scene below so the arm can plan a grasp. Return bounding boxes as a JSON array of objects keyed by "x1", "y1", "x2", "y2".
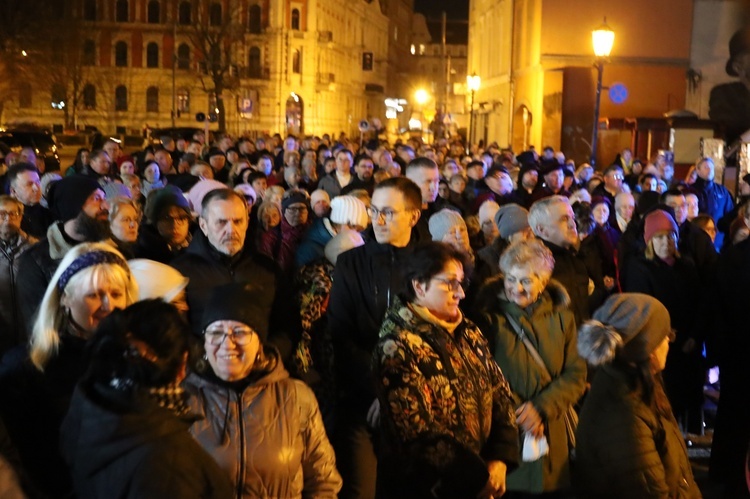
[
  {"x1": 609, "y1": 83, "x2": 628, "y2": 104},
  {"x1": 195, "y1": 112, "x2": 206, "y2": 122}
]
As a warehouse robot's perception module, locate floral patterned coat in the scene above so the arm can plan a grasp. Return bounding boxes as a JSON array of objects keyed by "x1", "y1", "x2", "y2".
[{"x1": 373, "y1": 296, "x2": 519, "y2": 497}]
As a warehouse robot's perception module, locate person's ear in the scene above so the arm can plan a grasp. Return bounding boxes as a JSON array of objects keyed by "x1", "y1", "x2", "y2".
[
  {"x1": 198, "y1": 216, "x2": 208, "y2": 236},
  {"x1": 408, "y1": 208, "x2": 421, "y2": 228},
  {"x1": 412, "y1": 279, "x2": 426, "y2": 298}
]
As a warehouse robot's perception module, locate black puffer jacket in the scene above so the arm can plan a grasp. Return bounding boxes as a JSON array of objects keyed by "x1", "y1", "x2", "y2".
[
  {"x1": 0, "y1": 232, "x2": 36, "y2": 352},
  {"x1": 61, "y1": 383, "x2": 233, "y2": 499}
]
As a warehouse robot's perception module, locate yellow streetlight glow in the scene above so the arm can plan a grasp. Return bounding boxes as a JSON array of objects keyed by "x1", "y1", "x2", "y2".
[
  {"x1": 414, "y1": 88, "x2": 430, "y2": 105},
  {"x1": 592, "y1": 17, "x2": 615, "y2": 58},
  {"x1": 467, "y1": 73, "x2": 481, "y2": 93}
]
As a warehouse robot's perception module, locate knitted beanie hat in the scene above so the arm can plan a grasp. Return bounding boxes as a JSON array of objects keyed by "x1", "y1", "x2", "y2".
[
  {"x1": 201, "y1": 282, "x2": 269, "y2": 342},
  {"x1": 494, "y1": 203, "x2": 530, "y2": 240},
  {"x1": 478, "y1": 200, "x2": 501, "y2": 227},
  {"x1": 103, "y1": 181, "x2": 133, "y2": 202},
  {"x1": 578, "y1": 293, "x2": 671, "y2": 365},
  {"x1": 643, "y1": 209, "x2": 678, "y2": 243},
  {"x1": 145, "y1": 185, "x2": 190, "y2": 224},
  {"x1": 429, "y1": 208, "x2": 466, "y2": 241},
  {"x1": 186, "y1": 179, "x2": 227, "y2": 215},
  {"x1": 128, "y1": 259, "x2": 189, "y2": 303},
  {"x1": 330, "y1": 195, "x2": 368, "y2": 228},
  {"x1": 310, "y1": 189, "x2": 330, "y2": 208},
  {"x1": 48, "y1": 175, "x2": 102, "y2": 222},
  {"x1": 281, "y1": 191, "x2": 310, "y2": 213},
  {"x1": 234, "y1": 183, "x2": 257, "y2": 203}
]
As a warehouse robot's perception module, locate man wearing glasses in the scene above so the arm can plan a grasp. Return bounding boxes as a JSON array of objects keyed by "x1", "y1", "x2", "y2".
[
  {"x1": 592, "y1": 164, "x2": 625, "y2": 226},
  {"x1": 327, "y1": 177, "x2": 422, "y2": 499},
  {"x1": 0, "y1": 195, "x2": 37, "y2": 353}
]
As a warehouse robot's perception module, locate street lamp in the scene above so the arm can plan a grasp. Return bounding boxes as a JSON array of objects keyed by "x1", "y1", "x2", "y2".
[
  {"x1": 590, "y1": 17, "x2": 615, "y2": 167},
  {"x1": 466, "y1": 72, "x2": 481, "y2": 154},
  {"x1": 415, "y1": 88, "x2": 430, "y2": 106}
]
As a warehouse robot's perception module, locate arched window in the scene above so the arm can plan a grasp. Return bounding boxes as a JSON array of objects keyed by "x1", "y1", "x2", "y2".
[
  {"x1": 209, "y1": 2, "x2": 222, "y2": 26},
  {"x1": 83, "y1": 0, "x2": 96, "y2": 20},
  {"x1": 82, "y1": 40, "x2": 96, "y2": 65},
  {"x1": 147, "y1": 0, "x2": 160, "y2": 23},
  {"x1": 116, "y1": 0, "x2": 128, "y2": 22},
  {"x1": 177, "y1": 43, "x2": 190, "y2": 70},
  {"x1": 291, "y1": 8, "x2": 300, "y2": 30},
  {"x1": 114, "y1": 41, "x2": 128, "y2": 67},
  {"x1": 248, "y1": 46, "x2": 261, "y2": 78},
  {"x1": 248, "y1": 4, "x2": 261, "y2": 33},
  {"x1": 18, "y1": 84, "x2": 32, "y2": 108},
  {"x1": 178, "y1": 1, "x2": 191, "y2": 24},
  {"x1": 115, "y1": 85, "x2": 128, "y2": 111},
  {"x1": 83, "y1": 84, "x2": 96, "y2": 109},
  {"x1": 146, "y1": 86, "x2": 159, "y2": 112},
  {"x1": 146, "y1": 42, "x2": 159, "y2": 68},
  {"x1": 292, "y1": 49, "x2": 300, "y2": 74}
]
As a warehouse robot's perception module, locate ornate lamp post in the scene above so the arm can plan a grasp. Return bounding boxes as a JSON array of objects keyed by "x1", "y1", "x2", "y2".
[
  {"x1": 466, "y1": 72, "x2": 481, "y2": 154},
  {"x1": 591, "y1": 18, "x2": 615, "y2": 167}
]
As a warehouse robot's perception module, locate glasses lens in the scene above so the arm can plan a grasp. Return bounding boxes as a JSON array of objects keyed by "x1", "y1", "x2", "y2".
[{"x1": 205, "y1": 327, "x2": 253, "y2": 345}]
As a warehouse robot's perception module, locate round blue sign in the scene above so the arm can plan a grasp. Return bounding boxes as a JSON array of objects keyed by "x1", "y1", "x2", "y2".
[{"x1": 609, "y1": 83, "x2": 628, "y2": 104}]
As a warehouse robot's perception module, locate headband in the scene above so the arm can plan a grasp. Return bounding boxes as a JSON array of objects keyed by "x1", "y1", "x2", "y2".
[{"x1": 58, "y1": 250, "x2": 129, "y2": 292}]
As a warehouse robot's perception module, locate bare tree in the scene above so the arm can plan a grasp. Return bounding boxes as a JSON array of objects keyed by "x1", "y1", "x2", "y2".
[{"x1": 186, "y1": 1, "x2": 245, "y2": 131}]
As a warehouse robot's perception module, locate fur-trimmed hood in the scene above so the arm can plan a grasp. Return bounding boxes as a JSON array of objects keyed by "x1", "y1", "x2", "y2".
[{"x1": 474, "y1": 274, "x2": 570, "y2": 314}]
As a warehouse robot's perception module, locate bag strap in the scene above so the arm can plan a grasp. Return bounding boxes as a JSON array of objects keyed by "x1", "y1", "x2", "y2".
[{"x1": 505, "y1": 314, "x2": 552, "y2": 385}]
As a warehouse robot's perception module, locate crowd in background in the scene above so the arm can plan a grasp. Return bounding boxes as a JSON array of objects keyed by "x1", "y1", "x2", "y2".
[{"x1": 0, "y1": 130, "x2": 747, "y2": 498}]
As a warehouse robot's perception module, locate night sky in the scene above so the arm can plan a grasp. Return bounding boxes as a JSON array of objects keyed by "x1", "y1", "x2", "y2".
[{"x1": 414, "y1": 0, "x2": 468, "y2": 20}]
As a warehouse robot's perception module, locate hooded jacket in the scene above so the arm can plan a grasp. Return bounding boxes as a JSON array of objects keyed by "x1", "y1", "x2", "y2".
[
  {"x1": 0, "y1": 231, "x2": 37, "y2": 352},
  {"x1": 295, "y1": 217, "x2": 335, "y2": 269},
  {"x1": 475, "y1": 278, "x2": 587, "y2": 493},
  {"x1": 60, "y1": 383, "x2": 233, "y2": 499},
  {"x1": 184, "y1": 348, "x2": 342, "y2": 498}
]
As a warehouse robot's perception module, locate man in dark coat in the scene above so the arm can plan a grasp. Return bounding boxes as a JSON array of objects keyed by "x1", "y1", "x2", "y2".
[
  {"x1": 170, "y1": 189, "x2": 294, "y2": 358},
  {"x1": 529, "y1": 196, "x2": 605, "y2": 325},
  {"x1": 16, "y1": 176, "x2": 112, "y2": 334},
  {"x1": 327, "y1": 177, "x2": 423, "y2": 499},
  {"x1": 5, "y1": 162, "x2": 53, "y2": 239},
  {"x1": 530, "y1": 159, "x2": 571, "y2": 203},
  {"x1": 692, "y1": 158, "x2": 734, "y2": 250}
]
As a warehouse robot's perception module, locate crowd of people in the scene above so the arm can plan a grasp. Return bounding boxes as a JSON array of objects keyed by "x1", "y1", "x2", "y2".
[{"x1": 0, "y1": 131, "x2": 747, "y2": 498}]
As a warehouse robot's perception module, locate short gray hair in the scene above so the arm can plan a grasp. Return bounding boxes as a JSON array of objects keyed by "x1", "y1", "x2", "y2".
[
  {"x1": 528, "y1": 195, "x2": 569, "y2": 237},
  {"x1": 499, "y1": 238, "x2": 555, "y2": 281}
]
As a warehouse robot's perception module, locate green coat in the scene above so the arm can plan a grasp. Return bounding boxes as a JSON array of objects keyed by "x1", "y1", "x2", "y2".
[
  {"x1": 476, "y1": 278, "x2": 587, "y2": 493},
  {"x1": 574, "y1": 365, "x2": 701, "y2": 499}
]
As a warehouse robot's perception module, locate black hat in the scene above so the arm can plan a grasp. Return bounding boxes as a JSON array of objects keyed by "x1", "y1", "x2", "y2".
[
  {"x1": 281, "y1": 191, "x2": 309, "y2": 213},
  {"x1": 485, "y1": 165, "x2": 509, "y2": 179},
  {"x1": 200, "y1": 282, "x2": 269, "y2": 342},
  {"x1": 540, "y1": 158, "x2": 563, "y2": 176},
  {"x1": 516, "y1": 150, "x2": 538, "y2": 167},
  {"x1": 48, "y1": 175, "x2": 101, "y2": 222},
  {"x1": 726, "y1": 29, "x2": 750, "y2": 76},
  {"x1": 205, "y1": 148, "x2": 226, "y2": 160},
  {"x1": 144, "y1": 185, "x2": 190, "y2": 224}
]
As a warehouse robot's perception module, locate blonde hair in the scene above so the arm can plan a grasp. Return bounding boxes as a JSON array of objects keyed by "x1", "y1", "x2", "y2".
[
  {"x1": 30, "y1": 243, "x2": 137, "y2": 371},
  {"x1": 108, "y1": 196, "x2": 141, "y2": 224}
]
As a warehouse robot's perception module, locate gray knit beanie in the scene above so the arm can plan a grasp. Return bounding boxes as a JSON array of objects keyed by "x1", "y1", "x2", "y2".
[
  {"x1": 494, "y1": 203, "x2": 530, "y2": 240},
  {"x1": 429, "y1": 209, "x2": 466, "y2": 241},
  {"x1": 578, "y1": 293, "x2": 671, "y2": 365}
]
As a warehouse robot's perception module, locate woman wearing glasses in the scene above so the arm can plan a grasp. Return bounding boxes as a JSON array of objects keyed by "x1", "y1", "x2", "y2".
[
  {"x1": 374, "y1": 241, "x2": 519, "y2": 499},
  {"x1": 184, "y1": 282, "x2": 342, "y2": 498},
  {"x1": 474, "y1": 238, "x2": 586, "y2": 497}
]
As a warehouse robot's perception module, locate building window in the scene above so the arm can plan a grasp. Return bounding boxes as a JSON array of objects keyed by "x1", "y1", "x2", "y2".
[
  {"x1": 248, "y1": 4, "x2": 261, "y2": 33},
  {"x1": 177, "y1": 89, "x2": 189, "y2": 112},
  {"x1": 147, "y1": 0, "x2": 160, "y2": 23},
  {"x1": 178, "y1": 1, "x2": 191, "y2": 24},
  {"x1": 115, "y1": 85, "x2": 128, "y2": 111},
  {"x1": 146, "y1": 42, "x2": 159, "y2": 68},
  {"x1": 116, "y1": 0, "x2": 128, "y2": 22},
  {"x1": 82, "y1": 40, "x2": 96, "y2": 65},
  {"x1": 209, "y1": 2, "x2": 222, "y2": 26},
  {"x1": 146, "y1": 86, "x2": 159, "y2": 112},
  {"x1": 83, "y1": 84, "x2": 96, "y2": 109},
  {"x1": 177, "y1": 43, "x2": 190, "y2": 70},
  {"x1": 18, "y1": 84, "x2": 32, "y2": 108},
  {"x1": 291, "y1": 8, "x2": 300, "y2": 30},
  {"x1": 248, "y1": 46, "x2": 261, "y2": 78},
  {"x1": 362, "y1": 52, "x2": 373, "y2": 71},
  {"x1": 115, "y1": 41, "x2": 128, "y2": 67},
  {"x1": 83, "y1": 0, "x2": 96, "y2": 20},
  {"x1": 292, "y1": 49, "x2": 300, "y2": 74}
]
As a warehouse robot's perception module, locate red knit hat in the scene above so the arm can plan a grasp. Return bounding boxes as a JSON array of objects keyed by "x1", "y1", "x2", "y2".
[{"x1": 643, "y1": 209, "x2": 678, "y2": 243}]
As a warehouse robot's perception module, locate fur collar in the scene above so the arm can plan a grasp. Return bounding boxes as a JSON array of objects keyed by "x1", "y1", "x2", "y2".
[{"x1": 476, "y1": 274, "x2": 570, "y2": 313}]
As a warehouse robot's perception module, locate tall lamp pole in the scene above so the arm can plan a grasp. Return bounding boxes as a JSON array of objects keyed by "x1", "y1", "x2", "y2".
[
  {"x1": 590, "y1": 18, "x2": 614, "y2": 167},
  {"x1": 467, "y1": 72, "x2": 481, "y2": 154}
]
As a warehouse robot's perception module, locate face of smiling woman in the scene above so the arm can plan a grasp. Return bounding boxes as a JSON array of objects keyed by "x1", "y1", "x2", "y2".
[{"x1": 204, "y1": 320, "x2": 261, "y2": 381}]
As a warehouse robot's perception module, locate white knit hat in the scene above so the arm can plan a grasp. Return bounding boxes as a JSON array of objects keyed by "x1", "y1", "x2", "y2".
[
  {"x1": 310, "y1": 189, "x2": 330, "y2": 208},
  {"x1": 428, "y1": 209, "x2": 466, "y2": 241},
  {"x1": 477, "y1": 200, "x2": 501, "y2": 226},
  {"x1": 127, "y1": 259, "x2": 189, "y2": 303},
  {"x1": 330, "y1": 195, "x2": 368, "y2": 228}
]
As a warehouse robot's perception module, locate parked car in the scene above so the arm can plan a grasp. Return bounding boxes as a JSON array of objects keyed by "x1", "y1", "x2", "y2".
[{"x1": 0, "y1": 129, "x2": 61, "y2": 171}]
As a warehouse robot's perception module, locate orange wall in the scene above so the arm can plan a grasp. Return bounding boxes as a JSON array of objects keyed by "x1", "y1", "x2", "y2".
[{"x1": 597, "y1": 65, "x2": 687, "y2": 119}]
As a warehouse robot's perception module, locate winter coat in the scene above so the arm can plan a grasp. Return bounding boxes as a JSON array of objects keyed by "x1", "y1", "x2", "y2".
[
  {"x1": 0, "y1": 333, "x2": 87, "y2": 498},
  {"x1": 133, "y1": 222, "x2": 188, "y2": 264},
  {"x1": 184, "y1": 348, "x2": 342, "y2": 499},
  {"x1": 327, "y1": 236, "x2": 419, "y2": 413},
  {"x1": 0, "y1": 232, "x2": 37, "y2": 351},
  {"x1": 317, "y1": 173, "x2": 347, "y2": 198},
  {"x1": 574, "y1": 364, "x2": 701, "y2": 499},
  {"x1": 475, "y1": 236, "x2": 507, "y2": 282},
  {"x1": 475, "y1": 278, "x2": 587, "y2": 493},
  {"x1": 19, "y1": 203, "x2": 53, "y2": 240},
  {"x1": 294, "y1": 217, "x2": 335, "y2": 269},
  {"x1": 692, "y1": 177, "x2": 734, "y2": 249},
  {"x1": 60, "y1": 383, "x2": 233, "y2": 499},
  {"x1": 373, "y1": 297, "x2": 519, "y2": 498},
  {"x1": 256, "y1": 216, "x2": 309, "y2": 274}
]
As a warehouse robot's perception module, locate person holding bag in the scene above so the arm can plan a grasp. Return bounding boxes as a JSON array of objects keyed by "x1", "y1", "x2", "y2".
[{"x1": 476, "y1": 239, "x2": 587, "y2": 497}]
